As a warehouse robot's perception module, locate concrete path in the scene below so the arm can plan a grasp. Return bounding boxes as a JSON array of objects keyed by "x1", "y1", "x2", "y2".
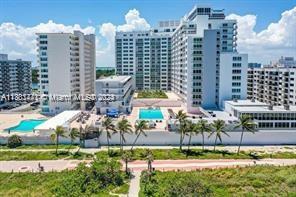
[
  {"x1": 81, "y1": 145, "x2": 296, "y2": 154},
  {"x1": 126, "y1": 158, "x2": 296, "y2": 172},
  {"x1": 128, "y1": 171, "x2": 141, "y2": 197},
  {"x1": 0, "y1": 160, "x2": 90, "y2": 172}
]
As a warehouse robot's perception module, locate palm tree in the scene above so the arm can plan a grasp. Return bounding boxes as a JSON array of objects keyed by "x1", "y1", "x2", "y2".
[
  {"x1": 92, "y1": 126, "x2": 102, "y2": 148},
  {"x1": 197, "y1": 120, "x2": 211, "y2": 151},
  {"x1": 121, "y1": 151, "x2": 132, "y2": 175},
  {"x1": 185, "y1": 121, "x2": 198, "y2": 152},
  {"x1": 102, "y1": 117, "x2": 115, "y2": 155},
  {"x1": 234, "y1": 115, "x2": 257, "y2": 154},
  {"x1": 77, "y1": 124, "x2": 88, "y2": 153},
  {"x1": 131, "y1": 120, "x2": 148, "y2": 151},
  {"x1": 209, "y1": 120, "x2": 229, "y2": 151},
  {"x1": 68, "y1": 128, "x2": 79, "y2": 152},
  {"x1": 175, "y1": 110, "x2": 188, "y2": 151},
  {"x1": 50, "y1": 126, "x2": 67, "y2": 155},
  {"x1": 115, "y1": 118, "x2": 133, "y2": 154}
]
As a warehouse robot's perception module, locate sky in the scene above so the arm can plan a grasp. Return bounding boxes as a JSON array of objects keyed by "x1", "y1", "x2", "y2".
[{"x1": 0, "y1": 0, "x2": 295, "y2": 67}]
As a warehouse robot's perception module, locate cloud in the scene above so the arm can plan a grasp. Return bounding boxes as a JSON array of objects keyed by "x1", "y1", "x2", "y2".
[
  {"x1": 0, "y1": 20, "x2": 95, "y2": 65},
  {"x1": 96, "y1": 9, "x2": 150, "y2": 67},
  {"x1": 117, "y1": 9, "x2": 150, "y2": 32},
  {"x1": 226, "y1": 6, "x2": 296, "y2": 64},
  {"x1": 1, "y1": 7, "x2": 295, "y2": 67}
]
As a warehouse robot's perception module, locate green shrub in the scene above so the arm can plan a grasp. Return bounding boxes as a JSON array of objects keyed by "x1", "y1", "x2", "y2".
[
  {"x1": 7, "y1": 135, "x2": 23, "y2": 148},
  {"x1": 52, "y1": 158, "x2": 125, "y2": 196}
]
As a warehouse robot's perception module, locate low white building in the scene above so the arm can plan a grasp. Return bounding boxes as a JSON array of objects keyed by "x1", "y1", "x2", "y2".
[
  {"x1": 225, "y1": 100, "x2": 296, "y2": 130},
  {"x1": 95, "y1": 76, "x2": 134, "y2": 114},
  {"x1": 34, "y1": 110, "x2": 81, "y2": 135}
]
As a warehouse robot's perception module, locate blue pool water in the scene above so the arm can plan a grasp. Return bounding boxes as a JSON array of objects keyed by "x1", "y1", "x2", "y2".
[
  {"x1": 139, "y1": 109, "x2": 164, "y2": 120},
  {"x1": 5, "y1": 119, "x2": 46, "y2": 133}
]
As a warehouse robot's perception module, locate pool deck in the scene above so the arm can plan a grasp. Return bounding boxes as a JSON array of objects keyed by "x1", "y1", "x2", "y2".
[
  {"x1": 0, "y1": 113, "x2": 46, "y2": 134},
  {"x1": 127, "y1": 106, "x2": 185, "y2": 131}
]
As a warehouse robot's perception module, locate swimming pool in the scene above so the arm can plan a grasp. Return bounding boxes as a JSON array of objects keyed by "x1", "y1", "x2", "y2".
[
  {"x1": 139, "y1": 109, "x2": 164, "y2": 120},
  {"x1": 5, "y1": 119, "x2": 47, "y2": 133}
]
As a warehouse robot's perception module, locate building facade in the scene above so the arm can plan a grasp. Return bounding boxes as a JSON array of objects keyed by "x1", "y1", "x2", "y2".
[
  {"x1": 95, "y1": 76, "x2": 133, "y2": 114},
  {"x1": 171, "y1": 7, "x2": 247, "y2": 112},
  {"x1": 115, "y1": 21, "x2": 179, "y2": 90},
  {"x1": 0, "y1": 54, "x2": 31, "y2": 96},
  {"x1": 37, "y1": 31, "x2": 96, "y2": 115},
  {"x1": 248, "y1": 67, "x2": 296, "y2": 106},
  {"x1": 274, "y1": 56, "x2": 296, "y2": 68},
  {"x1": 225, "y1": 100, "x2": 296, "y2": 130}
]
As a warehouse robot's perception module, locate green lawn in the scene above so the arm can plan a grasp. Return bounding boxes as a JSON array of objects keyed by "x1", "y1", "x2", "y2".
[
  {"x1": 139, "y1": 165, "x2": 296, "y2": 196},
  {"x1": 0, "y1": 171, "x2": 66, "y2": 196},
  {"x1": 0, "y1": 159, "x2": 129, "y2": 197},
  {"x1": 0, "y1": 151, "x2": 93, "y2": 161},
  {"x1": 96, "y1": 148, "x2": 296, "y2": 160},
  {"x1": 0, "y1": 144, "x2": 77, "y2": 150},
  {"x1": 137, "y1": 90, "x2": 168, "y2": 99}
]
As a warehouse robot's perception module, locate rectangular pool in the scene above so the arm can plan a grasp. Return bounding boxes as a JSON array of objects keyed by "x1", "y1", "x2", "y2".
[
  {"x1": 5, "y1": 119, "x2": 47, "y2": 133},
  {"x1": 139, "y1": 109, "x2": 164, "y2": 120}
]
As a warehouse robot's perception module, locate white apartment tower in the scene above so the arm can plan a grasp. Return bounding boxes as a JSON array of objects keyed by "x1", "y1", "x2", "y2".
[
  {"x1": 171, "y1": 7, "x2": 247, "y2": 112},
  {"x1": 115, "y1": 21, "x2": 179, "y2": 90},
  {"x1": 37, "y1": 31, "x2": 96, "y2": 115},
  {"x1": 248, "y1": 67, "x2": 296, "y2": 106}
]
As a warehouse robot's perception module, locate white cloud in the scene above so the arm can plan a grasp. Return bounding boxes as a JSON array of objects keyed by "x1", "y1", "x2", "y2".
[
  {"x1": 96, "y1": 9, "x2": 150, "y2": 67},
  {"x1": 117, "y1": 9, "x2": 150, "y2": 32},
  {"x1": 0, "y1": 20, "x2": 95, "y2": 65},
  {"x1": 1, "y1": 7, "x2": 295, "y2": 67},
  {"x1": 226, "y1": 6, "x2": 296, "y2": 64}
]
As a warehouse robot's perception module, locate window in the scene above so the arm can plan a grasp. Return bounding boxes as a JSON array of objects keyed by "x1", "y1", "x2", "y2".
[{"x1": 233, "y1": 56, "x2": 242, "y2": 61}]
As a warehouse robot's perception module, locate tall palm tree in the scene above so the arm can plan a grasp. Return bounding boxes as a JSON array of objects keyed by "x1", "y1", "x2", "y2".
[
  {"x1": 234, "y1": 115, "x2": 257, "y2": 154},
  {"x1": 121, "y1": 151, "x2": 132, "y2": 175},
  {"x1": 184, "y1": 120, "x2": 197, "y2": 152},
  {"x1": 131, "y1": 120, "x2": 148, "y2": 151},
  {"x1": 77, "y1": 124, "x2": 89, "y2": 153},
  {"x1": 197, "y1": 120, "x2": 211, "y2": 151},
  {"x1": 68, "y1": 128, "x2": 79, "y2": 152},
  {"x1": 92, "y1": 126, "x2": 102, "y2": 148},
  {"x1": 175, "y1": 110, "x2": 188, "y2": 151},
  {"x1": 50, "y1": 126, "x2": 67, "y2": 155},
  {"x1": 209, "y1": 120, "x2": 229, "y2": 151},
  {"x1": 115, "y1": 118, "x2": 133, "y2": 154},
  {"x1": 102, "y1": 117, "x2": 115, "y2": 155}
]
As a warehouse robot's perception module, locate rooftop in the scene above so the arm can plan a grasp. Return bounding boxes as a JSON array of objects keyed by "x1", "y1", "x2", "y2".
[
  {"x1": 234, "y1": 105, "x2": 296, "y2": 113},
  {"x1": 96, "y1": 75, "x2": 131, "y2": 83},
  {"x1": 225, "y1": 99, "x2": 268, "y2": 107},
  {"x1": 35, "y1": 110, "x2": 81, "y2": 130}
]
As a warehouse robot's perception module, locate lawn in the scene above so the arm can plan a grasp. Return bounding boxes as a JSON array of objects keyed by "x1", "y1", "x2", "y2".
[
  {"x1": 96, "y1": 148, "x2": 296, "y2": 160},
  {"x1": 0, "y1": 151, "x2": 93, "y2": 161},
  {"x1": 139, "y1": 165, "x2": 296, "y2": 196},
  {"x1": 0, "y1": 159, "x2": 129, "y2": 197},
  {"x1": 137, "y1": 90, "x2": 168, "y2": 99},
  {"x1": 0, "y1": 144, "x2": 77, "y2": 150}
]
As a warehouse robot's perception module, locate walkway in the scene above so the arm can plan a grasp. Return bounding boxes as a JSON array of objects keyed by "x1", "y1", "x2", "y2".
[
  {"x1": 128, "y1": 171, "x2": 141, "y2": 197},
  {"x1": 0, "y1": 160, "x2": 90, "y2": 172},
  {"x1": 81, "y1": 145, "x2": 296, "y2": 154},
  {"x1": 126, "y1": 158, "x2": 296, "y2": 172}
]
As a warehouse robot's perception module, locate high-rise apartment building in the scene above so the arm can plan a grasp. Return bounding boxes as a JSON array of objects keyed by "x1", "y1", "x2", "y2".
[
  {"x1": 37, "y1": 31, "x2": 96, "y2": 115},
  {"x1": 115, "y1": 7, "x2": 248, "y2": 112},
  {"x1": 0, "y1": 54, "x2": 31, "y2": 96},
  {"x1": 274, "y1": 56, "x2": 296, "y2": 68},
  {"x1": 115, "y1": 21, "x2": 179, "y2": 90},
  {"x1": 171, "y1": 7, "x2": 247, "y2": 112},
  {"x1": 248, "y1": 67, "x2": 296, "y2": 106}
]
